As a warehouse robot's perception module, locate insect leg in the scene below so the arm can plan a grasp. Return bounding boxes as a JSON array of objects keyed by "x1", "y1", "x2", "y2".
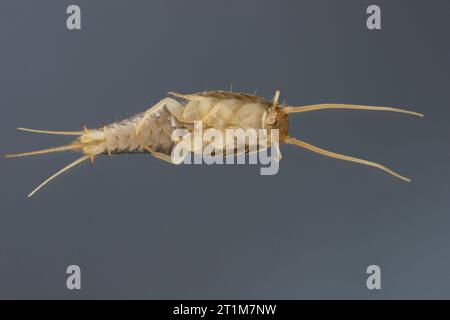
[
  {"x1": 135, "y1": 98, "x2": 185, "y2": 164},
  {"x1": 283, "y1": 136, "x2": 411, "y2": 182},
  {"x1": 136, "y1": 98, "x2": 184, "y2": 136},
  {"x1": 146, "y1": 150, "x2": 174, "y2": 163},
  {"x1": 167, "y1": 91, "x2": 198, "y2": 101}
]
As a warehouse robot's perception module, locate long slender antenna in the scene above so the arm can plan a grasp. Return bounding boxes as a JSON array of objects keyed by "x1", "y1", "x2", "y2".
[
  {"x1": 284, "y1": 136, "x2": 411, "y2": 182},
  {"x1": 273, "y1": 90, "x2": 280, "y2": 108},
  {"x1": 27, "y1": 155, "x2": 90, "y2": 197},
  {"x1": 5, "y1": 143, "x2": 83, "y2": 158},
  {"x1": 17, "y1": 127, "x2": 85, "y2": 135},
  {"x1": 284, "y1": 104, "x2": 423, "y2": 117}
]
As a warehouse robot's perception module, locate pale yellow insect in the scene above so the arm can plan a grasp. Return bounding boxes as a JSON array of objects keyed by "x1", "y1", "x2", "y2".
[{"x1": 5, "y1": 90, "x2": 423, "y2": 197}]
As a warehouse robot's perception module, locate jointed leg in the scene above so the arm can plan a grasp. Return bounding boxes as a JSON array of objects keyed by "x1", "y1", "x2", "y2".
[
  {"x1": 135, "y1": 98, "x2": 186, "y2": 164},
  {"x1": 143, "y1": 147, "x2": 174, "y2": 164},
  {"x1": 136, "y1": 98, "x2": 182, "y2": 135},
  {"x1": 283, "y1": 136, "x2": 411, "y2": 182},
  {"x1": 136, "y1": 98, "x2": 183, "y2": 149},
  {"x1": 167, "y1": 91, "x2": 198, "y2": 101}
]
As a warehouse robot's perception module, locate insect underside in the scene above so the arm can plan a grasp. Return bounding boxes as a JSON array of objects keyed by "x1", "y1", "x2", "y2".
[{"x1": 5, "y1": 90, "x2": 423, "y2": 197}]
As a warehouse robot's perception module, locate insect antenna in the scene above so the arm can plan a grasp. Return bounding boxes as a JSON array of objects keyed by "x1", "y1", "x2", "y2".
[
  {"x1": 283, "y1": 103, "x2": 423, "y2": 117},
  {"x1": 282, "y1": 103, "x2": 423, "y2": 181},
  {"x1": 26, "y1": 155, "x2": 90, "y2": 197},
  {"x1": 272, "y1": 90, "x2": 281, "y2": 108},
  {"x1": 283, "y1": 136, "x2": 411, "y2": 182}
]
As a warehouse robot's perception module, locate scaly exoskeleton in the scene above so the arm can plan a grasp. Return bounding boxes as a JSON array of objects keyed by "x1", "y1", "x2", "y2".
[{"x1": 5, "y1": 90, "x2": 423, "y2": 197}]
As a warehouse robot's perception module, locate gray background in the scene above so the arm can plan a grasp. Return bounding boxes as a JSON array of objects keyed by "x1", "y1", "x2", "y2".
[{"x1": 0, "y1": 0, "x2": 449, "y2": 299}]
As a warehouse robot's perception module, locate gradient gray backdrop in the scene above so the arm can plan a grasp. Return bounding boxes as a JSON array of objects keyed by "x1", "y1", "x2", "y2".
[{"x1": 0, "y1": 0, "x2": 449, "y2": 299}]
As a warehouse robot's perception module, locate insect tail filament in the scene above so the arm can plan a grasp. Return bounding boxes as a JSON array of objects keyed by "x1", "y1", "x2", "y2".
[
  {"x1": 16, "y1": 127, "x2": 85, "y2": 135},
  {"x1": 4, "y1": 143, "x2": 84, "y2": 158},
  {"x1": 26, "y1": 155, "x2": 91, "y2": 198},
  {"x1": 4, "y1": 126, "x2": 104, "y2": 196}
]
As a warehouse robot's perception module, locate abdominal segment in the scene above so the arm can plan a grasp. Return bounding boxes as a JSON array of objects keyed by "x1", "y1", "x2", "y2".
[{"x1": 79, "y1": 107, "x2": 188, "y2": 157}]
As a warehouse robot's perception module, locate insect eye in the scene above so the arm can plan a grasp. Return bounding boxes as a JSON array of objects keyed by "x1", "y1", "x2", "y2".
[{"x1": 266, "y1": 114, "x2": 276, "y2": 125}]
